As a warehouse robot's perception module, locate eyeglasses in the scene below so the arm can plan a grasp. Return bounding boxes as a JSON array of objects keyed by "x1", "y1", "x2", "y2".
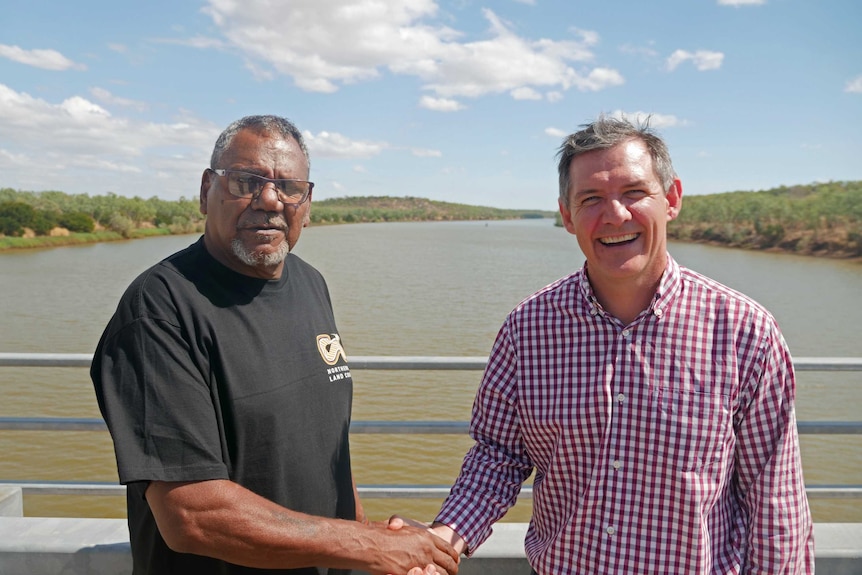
[{"x1": 209, "y1": 169, "x2": 313, "y2": 206}]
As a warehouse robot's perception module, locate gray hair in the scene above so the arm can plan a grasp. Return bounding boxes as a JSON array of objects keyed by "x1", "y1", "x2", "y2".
[
  {"x1": 556, "y1": 114, "x2": 676, "y2": 205},
  {"x1": 210, "y1": 115, "x2": 310, "y2": 171}
]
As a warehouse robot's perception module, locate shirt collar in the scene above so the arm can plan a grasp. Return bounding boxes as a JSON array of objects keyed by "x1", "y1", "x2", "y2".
[{"x1": 576, "y1": 253, "x2": 682, "y2": 321}]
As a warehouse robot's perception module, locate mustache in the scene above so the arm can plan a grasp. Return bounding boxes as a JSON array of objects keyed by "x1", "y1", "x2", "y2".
[{"x1": 237, "y1": 215, "x2": 288, "y2": 229}]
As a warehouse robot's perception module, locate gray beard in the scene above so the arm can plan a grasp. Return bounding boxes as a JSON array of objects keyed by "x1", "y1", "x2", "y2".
[{"x1": 231, "y1": 237, "x2": 290, "y2": 268}]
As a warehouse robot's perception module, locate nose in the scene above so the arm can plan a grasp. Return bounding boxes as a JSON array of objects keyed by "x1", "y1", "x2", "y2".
[
  {"x1": 250, "y1": 182, "x2": 284, "y2": 211},
  {"x1": 602, "y1": 197, "x2": 631, "y2": 225}
]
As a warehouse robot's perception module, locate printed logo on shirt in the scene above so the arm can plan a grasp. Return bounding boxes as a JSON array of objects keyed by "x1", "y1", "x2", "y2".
[{"x1": 317, "y1": 333, "x2": 347, "y2": 366}]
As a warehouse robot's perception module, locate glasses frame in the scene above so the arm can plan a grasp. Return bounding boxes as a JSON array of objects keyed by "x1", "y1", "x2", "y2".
[{"x1": 209, "y1": 168, "x2": 314, "y2": 207}]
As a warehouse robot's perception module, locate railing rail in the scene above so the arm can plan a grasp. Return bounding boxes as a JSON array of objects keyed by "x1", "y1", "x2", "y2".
[
  {"x1": 2, "y1": 353, "x2": 862, "y2": 371},
  {"x1": 2, "y1": 353, "x2": 861, "y2": 501}
]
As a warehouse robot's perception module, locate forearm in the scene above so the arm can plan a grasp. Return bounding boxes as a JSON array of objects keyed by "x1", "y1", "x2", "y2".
[{"x1": 147, "y1": 479, "x2": 382, "y2": 570}]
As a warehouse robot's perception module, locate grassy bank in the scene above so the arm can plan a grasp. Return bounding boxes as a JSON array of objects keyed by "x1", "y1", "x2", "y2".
[{"x1": 0, "y1": 227, "x2": 173, "y2": 251}]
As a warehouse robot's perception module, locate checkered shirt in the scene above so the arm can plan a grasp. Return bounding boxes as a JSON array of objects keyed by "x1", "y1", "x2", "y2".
[{"x1": 435, "y1": 255, "x2": 814, "y2": 574}]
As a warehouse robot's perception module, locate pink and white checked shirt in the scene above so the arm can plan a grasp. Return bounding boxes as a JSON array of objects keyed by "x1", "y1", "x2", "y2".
[{"x1": 435, "y1": 255, "x2": 814, "y2": 574}]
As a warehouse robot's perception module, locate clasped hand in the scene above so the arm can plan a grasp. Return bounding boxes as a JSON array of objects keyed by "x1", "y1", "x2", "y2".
[{"x1": 382, "y1": 515, "x2": 460, "y2": 575}]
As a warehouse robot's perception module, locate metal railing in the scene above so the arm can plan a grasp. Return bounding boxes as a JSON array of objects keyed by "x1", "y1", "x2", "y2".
[{"x1": 2, "y1": 353, "x2": 861, "y2": 501}]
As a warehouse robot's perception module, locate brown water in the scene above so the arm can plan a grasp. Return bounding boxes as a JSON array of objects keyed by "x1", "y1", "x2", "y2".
[{"x1": 1, "y1": 219, "x2": 860, "y2": 523}]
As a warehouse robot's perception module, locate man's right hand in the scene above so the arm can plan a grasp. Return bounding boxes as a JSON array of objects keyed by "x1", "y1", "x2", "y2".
[{"x1": 362, "y1": 520, "x2": 459, "y2": 575}]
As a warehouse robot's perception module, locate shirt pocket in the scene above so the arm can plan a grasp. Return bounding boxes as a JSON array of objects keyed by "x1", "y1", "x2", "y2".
[{"x1": 649, "y1": 387, "x2": 732, "y2": 472}]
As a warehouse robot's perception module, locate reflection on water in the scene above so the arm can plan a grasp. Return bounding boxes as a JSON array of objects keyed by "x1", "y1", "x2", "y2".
[{"x1": 1, "y1": 220, "x2": 860, "y2": 522}]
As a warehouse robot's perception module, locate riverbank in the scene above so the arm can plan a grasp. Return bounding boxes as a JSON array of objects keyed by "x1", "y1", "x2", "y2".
[
  {"x1": 0, "y1": 227, "x2": 175, "y2": 251},
  {"x1": 4, "y1": 219, "x2": 862, "y2": 263},
  {"x1": 668, "y1": 223, "x2": 862, "y2": 261}
]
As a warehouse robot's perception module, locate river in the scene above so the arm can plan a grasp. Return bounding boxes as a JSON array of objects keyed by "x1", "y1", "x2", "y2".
[{"x1": 0, "y1": 219, "x2": 860, "y2": 523}]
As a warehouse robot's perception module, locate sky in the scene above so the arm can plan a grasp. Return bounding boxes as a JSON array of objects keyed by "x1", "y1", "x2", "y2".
[{"x1": 0, "y1": 0, "x2": 860, "y2": 211}]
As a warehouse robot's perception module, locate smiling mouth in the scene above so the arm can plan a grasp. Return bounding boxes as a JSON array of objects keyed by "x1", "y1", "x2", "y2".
[{"x1": 599, "y1": 233, "x2": 639, "y2": 245}]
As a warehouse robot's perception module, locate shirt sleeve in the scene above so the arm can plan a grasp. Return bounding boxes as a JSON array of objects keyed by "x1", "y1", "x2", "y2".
[
  {"x1": 434, "y1": 319, "x2": 534, "y2": 554},
  {"x1": 92, "y1": 306, "x2": 228, "y2": 485},
  {"x1": 733, "y1": 319, "x2": 815, "y2": 573}
]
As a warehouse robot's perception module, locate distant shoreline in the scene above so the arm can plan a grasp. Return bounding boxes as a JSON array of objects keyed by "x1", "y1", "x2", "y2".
[{"x1": 3, "y1": 219, "x2": 860, "y2": 264}]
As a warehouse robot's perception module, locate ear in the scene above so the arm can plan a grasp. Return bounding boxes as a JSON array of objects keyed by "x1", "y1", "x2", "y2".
[
  {"x1": 666, "y1": 178, "x2": 682, "y2": 221},
  {"x1": 200, "y1": 170, "x2": 213, "y2": 215},
  {"x1": 558, "y1": 197, "x2": 577, "y2": 236}
]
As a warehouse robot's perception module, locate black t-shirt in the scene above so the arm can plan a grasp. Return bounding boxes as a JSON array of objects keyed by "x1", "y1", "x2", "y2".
[{"x1": 92, "y1": 238, "x2": 355, "y2": 575}]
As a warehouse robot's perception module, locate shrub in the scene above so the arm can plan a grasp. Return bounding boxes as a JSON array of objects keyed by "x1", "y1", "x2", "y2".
[{"x1": 59, "y1": 211, "x2": 96, "y2": 233}]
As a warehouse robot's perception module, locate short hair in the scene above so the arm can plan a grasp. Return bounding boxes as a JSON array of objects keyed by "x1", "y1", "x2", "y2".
[
  {"x1": 210, "y1": 115, "x2": 310, "y2": 171},
  {"x1": 556, "y1": 114, "x2": 676, "y2": 205}
]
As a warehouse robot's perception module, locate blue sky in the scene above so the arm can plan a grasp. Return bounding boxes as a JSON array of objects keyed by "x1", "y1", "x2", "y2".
[{"x1": 1, "y1": 0, "x2": 860, "y2": 211}]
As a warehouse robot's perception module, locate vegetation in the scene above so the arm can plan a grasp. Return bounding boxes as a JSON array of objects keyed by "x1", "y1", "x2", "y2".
[
  {"x1": 310, "y1": 196, "x2": 549, "y2": 224},
  {"x1": 669, "y1": 181, "x2": 862, "y2": 258},
  {"x1": 0, "y1": 187, "x2": 205, "y2": 243},
  {"x1": 4, "y1": 181, "x2": 860, "y2": 259},
  {"x1": 0, "y1": 188, "x2": 551, "y2": 251}
]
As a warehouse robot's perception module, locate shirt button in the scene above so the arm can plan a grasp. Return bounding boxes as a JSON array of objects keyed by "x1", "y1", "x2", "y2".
[
  {"x1": 617, "y1": 393, "x2": 625, "y2": 403},
  {"x1": 622, "y1": 329, "x2": 631, "y2": 338},
  {"x1": 654, "y1": 307, "x2": 663, "y2": 317},
  {"x1": 613, "y1": 460, "x2": 622, "y2": 470},
  {"x1": 606, "y1": 526, "x2": 616, "y2": 535},
  {"x1": 590, "y1": 307, "x2": 599, "y2": 316}
]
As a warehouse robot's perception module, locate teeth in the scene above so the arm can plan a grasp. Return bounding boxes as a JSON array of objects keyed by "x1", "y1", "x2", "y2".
[{"x1": 600, "y1": 233, "x2": 638, "y2": 245}]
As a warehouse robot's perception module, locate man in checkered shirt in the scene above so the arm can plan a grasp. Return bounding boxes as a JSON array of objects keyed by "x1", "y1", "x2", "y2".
[{"x1": 418, "y1": 115, "x2": 814, "y2": 574}]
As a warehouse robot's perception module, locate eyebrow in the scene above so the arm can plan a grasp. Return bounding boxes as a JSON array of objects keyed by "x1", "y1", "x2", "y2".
[{"x1": 574, "y1": 180, "x2": 649, "y2": 197}]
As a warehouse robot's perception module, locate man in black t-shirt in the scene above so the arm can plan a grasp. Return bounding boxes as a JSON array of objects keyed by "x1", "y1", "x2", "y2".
[{"x1": 91, "y1": 115, "x2": 459, "y2": 575}]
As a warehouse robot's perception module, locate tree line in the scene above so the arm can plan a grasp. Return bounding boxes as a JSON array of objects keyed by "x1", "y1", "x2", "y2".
[
  {"x1": 5, "y1": 181, "x2": 859, "y2": 258},
  {"x1": 0, "y1": 188, "x2": 550, "y2": 248},
  {"x1": 0, "y1": 188, "x2": 204, "y2": 239},
  {"x1": 668, "y1": 180, "x2": 862, "y2": 257}
]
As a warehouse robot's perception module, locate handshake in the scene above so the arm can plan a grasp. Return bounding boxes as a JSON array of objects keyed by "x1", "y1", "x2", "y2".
[{"x1": 372, "y1": 515, "x2": 466, "y2": 575}]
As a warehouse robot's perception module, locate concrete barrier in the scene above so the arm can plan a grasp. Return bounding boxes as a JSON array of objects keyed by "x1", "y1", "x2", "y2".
[
  {"x1": 0, "y1": 513, "x2": 859, "y2": 574},
  {"x1": 0, "y1": 486, "x2": 23, "y2": 517}
]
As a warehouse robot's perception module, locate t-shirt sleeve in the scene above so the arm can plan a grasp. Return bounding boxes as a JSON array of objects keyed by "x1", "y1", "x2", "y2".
[{"x1": 93, "y1": 309, "x2": 228, "y2": 485}]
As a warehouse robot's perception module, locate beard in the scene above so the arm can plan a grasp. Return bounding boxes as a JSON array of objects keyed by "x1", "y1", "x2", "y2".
[{"x1": 231, "y1": 236, "x2": 290, "y2": 268}]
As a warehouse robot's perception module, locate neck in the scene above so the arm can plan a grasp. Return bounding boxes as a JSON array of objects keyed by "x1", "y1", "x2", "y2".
[{"x1": 588, "y1": 273, "x2": 660, "y2": 326}]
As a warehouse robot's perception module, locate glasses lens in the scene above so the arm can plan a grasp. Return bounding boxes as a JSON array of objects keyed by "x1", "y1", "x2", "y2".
[
  {"x1": 227, "y1": 173, "x2": 261, "y2": 198},
  {"x1": 276, "y1": 181, "x2": 309, "y2": 203},
  {"x1": 224, "y1": 171, "x2": 309, "y2": 203}
]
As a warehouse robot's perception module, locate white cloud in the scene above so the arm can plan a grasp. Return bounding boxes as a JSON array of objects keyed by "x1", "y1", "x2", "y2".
[
  {"x1": 419, "y1": 95, "x2": 465, "y2": 112},
  {"x1": 201, "y1": 0, "x2": 622, "y2": 103},
  {"x1": 845, "y1": 75, "x2": 862, "y2": 94},
  {"x1": 573, "y1": 67, "x2": 625, "y2": 91},
  {"x1": 718, "y1": 0, "x2": 766, "y2": 5},
  {"x1": 302, "y1": 130, "x2": 387, "y2": 159},
  {"x1": 0, "y1": 83, "x2": 218, "y2": 197},
  {"x1": 513, "y1": 0, "x2": 536, "y2": 5},
  {"x1": 544, "y1": 127, "x2": 568, "y2": 138},
  {"x1": 620, "y1": 43, "x2": 659, "y2": 59},
  {"x1": 0, "y1": 44, "x2": 86, "y2": 71},
  {"x1": 546, "y1": 91, "x2": 564, "y2": 102},
  {"x1": 152, "y1": 35, "x2": 226, "y2": 50},
  {"x1": 410, "y1": 147, "x2": 442, "y2": 158},
  {"x1": 89, "y1": 87, "x2": 149, "y2": 112},
  {"x1": 610, "y1": 110, "x2": 686, "y2": 128},
  {"x1": 666, "y1": 49, "x2": 724, "y2": 71}
]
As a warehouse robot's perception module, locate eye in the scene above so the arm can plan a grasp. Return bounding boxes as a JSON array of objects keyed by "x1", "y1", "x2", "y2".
[
  {"x1": 235, "y1": 174, "x2": 264, "y2": 195},
  {"x1": 626, "y1": 189, "x2": 648, "y2": 198},
  {"x1": 579, "y1": 195, "x2": 601, "y2": 207}
]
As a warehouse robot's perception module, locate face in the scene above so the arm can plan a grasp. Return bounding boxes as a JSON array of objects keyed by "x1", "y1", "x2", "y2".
[
  {"x1": 199, "y1": 128, "x2": 311, "y2": 279},
  {"x1": 558, "y1": 138, "x2": 682, "y2": 298}
]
